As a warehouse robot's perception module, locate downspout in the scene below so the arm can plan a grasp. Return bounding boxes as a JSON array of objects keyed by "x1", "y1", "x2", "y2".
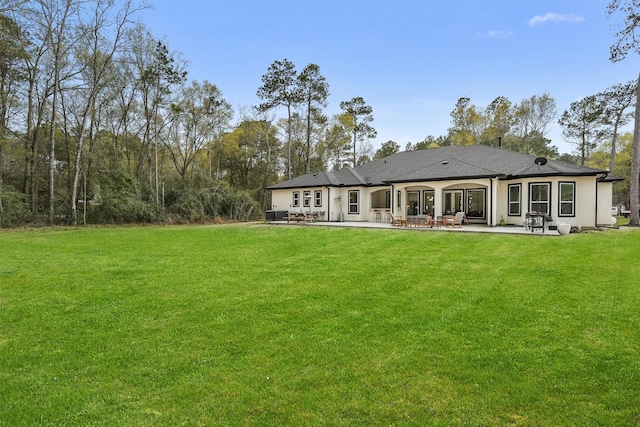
[
  {"x1": 326, "y1": 186, "x2": 331, "y2": 221},
  {"x1": 489, "y1": 177, "x2": 493, "y2": 226}
]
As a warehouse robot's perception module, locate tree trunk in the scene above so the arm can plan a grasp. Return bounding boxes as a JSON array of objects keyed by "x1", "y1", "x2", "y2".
[{"x1": 630, "y1": 71, "x2": 640, "y2": 226}]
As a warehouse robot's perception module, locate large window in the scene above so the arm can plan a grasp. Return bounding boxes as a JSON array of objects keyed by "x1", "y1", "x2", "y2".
[
  {"x1": 559, "y1": 182, "x2": 575, "y2": 216},
  {"x1": 303, "y1": 191, "x2": 311, "y2": 207},
  {"x1": 508, "y1": 184, "x2": 521, "y2": 216},
  {"x1": 348, "y1": 190, "x2": 359, "y2": 214},
  {"x1": 466, "y1": 189, "x2": 486, "y2": 219},
  {"x1": 529, "y1": 183, "x2": 550, "y2": 214},
  {"x1": 314, "y1": 190, "x2": 322, "y2": 207},
  {"x1": 292, "y1": 191, "x2": 300, "y2": 207}
]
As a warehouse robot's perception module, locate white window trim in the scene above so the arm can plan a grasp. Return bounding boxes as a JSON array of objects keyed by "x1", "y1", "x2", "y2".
[
  {"x1": 348, "y1": 190, "x2": 359, "y2": 214},
  {"x1": 558, "y1": 181, "x2": 575, "y2": 217},
  {"x1": 508, "y1": 184, "x2": 521, "y2": 216}
]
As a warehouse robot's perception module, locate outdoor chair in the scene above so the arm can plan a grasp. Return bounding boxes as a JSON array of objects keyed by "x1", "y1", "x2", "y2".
[
  {"x1": 390, "y1": 215, "x2": 406, "y2": 226},
  {"x1": 444, "y1": 212, "x2": 465, "y2": 228}
]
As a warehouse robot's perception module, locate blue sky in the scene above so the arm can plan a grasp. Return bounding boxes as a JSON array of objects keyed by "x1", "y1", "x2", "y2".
[{"x1": 142, "y1": 0, "x2": 638, "y2": 155}]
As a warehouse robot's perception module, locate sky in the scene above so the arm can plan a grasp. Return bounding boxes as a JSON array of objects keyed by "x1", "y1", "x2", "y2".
[{"x1": 140, "y1": 0, "x2": 639, "y2": 155}]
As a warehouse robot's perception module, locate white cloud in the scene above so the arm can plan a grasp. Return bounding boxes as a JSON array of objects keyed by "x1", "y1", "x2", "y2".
[
  {"x1": 487, "y1": 30, "x2": 513, "y2": 39},
  {"x1": 528, "y1": 13, "x2": 584, "y2": 26}
]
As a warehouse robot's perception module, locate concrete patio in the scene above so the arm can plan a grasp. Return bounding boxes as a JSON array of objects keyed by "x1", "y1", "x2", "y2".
[{"x1": 269, "y1": 220, "x2": 563, "y2": 235}]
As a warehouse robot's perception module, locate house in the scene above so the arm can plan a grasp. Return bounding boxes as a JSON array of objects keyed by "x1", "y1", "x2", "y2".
[{"x1": 266, "y1": 145, "x2": 618, "y2": 228}]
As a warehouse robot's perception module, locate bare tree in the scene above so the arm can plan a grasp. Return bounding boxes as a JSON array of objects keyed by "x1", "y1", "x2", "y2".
[
  {"x1": 68, "y1": 0, "x2": 145, "y2": 225},
  {"x1": 608, "y1": 0, "x2": 640, "y2": 225}
]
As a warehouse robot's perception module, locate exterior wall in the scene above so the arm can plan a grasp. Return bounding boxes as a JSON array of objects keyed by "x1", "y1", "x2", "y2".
[
  {"x1": 270, "y1": 175, "x2": 613, "y2": 226},
  {"x1": 270, "y1": 187, "x2": 332, "y2": 220},
  {"x1": 597, "y1": 181, "x2": 615, "y2": 226},
  {"x1": 497, "y1": 176, "x2": 602, "y2": 228}
]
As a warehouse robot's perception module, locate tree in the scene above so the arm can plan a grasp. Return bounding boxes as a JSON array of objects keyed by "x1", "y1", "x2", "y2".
[
  {"x1": 321, "y1": 113, "x2": 352, "y2": 170},
  {"x1": 558, "y1": 96, "x2": 608, "y2": 165},
  {"x1": 483, "y1": 96, "x2": 514, "y2": 146},
  {"x1": 41, "y1": 0, "x2": 75, "y2": 224},
  {"x1": 608, "y1": 0, "x2": 640, "y2": 226},
  {"x1": 374, "y1": 140, "x2": 400, "y2": 159},
  {"x1": 0, "y1": 13, "x2": 28, "y2": 192},
  {"x1": 339, "y1": 96, "x2": 376, "y2": 167},
  {"x1": 257, "y1": 59, "x2": 301, "y2": 180},
  {"x1": 447, "y1": 97, "x2": 485, "y2": 146},
  {"x1": 68, "y1": 0, "x2": 145, "y2": 225},
  {"x1": 165, "y1": 81, "x2": 231, "y2": 180},
  {"x1": 296, "y1": 63, "x2": 329, "y2": 173},
  {"x1": 598, "y1": 80, "x2": 636, "y2": 173}
]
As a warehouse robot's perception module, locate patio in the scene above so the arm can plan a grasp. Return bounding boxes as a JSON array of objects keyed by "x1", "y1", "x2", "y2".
[{"x1": 270, "y1": 220, "x2": 563, "y2": 235}]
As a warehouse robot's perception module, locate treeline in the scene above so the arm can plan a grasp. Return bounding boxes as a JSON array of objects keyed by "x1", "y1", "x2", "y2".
[{"x1": 0, "y1": 1, "x2": 636, "y2": 227}]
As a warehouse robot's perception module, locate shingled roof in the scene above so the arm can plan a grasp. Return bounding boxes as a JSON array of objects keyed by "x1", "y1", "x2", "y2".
[{"x1": 266, "y1": 145, "x2": 608, "y2": 190}]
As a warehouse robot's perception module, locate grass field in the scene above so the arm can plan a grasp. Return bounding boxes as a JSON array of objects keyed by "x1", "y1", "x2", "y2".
[{"x1": 1, "y1": 224, "x2": 639, "y2": 425}]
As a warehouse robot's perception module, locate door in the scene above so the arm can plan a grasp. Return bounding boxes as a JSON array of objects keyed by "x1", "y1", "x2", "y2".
[
  {"x1": 443, "y1": 190, "x2": 463, "y2": 215},
  {"x1": 407, "y1": 191, "x2": 419, "y2": 215}
]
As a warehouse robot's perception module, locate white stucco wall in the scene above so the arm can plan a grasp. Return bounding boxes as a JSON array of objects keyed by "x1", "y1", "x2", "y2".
[{"x1": 270, "y1": 175, "x2": 613, "y2": 227}]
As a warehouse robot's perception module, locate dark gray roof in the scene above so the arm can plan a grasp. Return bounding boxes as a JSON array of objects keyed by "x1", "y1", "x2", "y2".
[{"x1": 266, "y1": 145, "x2": 609, "y2": 189}]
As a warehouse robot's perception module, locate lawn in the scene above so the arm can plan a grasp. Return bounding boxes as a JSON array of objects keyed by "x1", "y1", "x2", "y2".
[{"x1": 1, "y1": 224, "x2": 639, "y2": 425}]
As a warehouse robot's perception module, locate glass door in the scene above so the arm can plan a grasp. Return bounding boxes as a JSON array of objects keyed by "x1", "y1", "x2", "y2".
[
  {"x1": 423, "y1": 190, "x2": 435, "y2": 215},
  {"x1": 466, "y1": 189, "x2": 486, "y2": 219},
  {"x1": 407, "y1": 191, "x2": 419, "y2": 215},
  {"x1": 443, "y1": 190, "x2": 463, "y2": 215}
]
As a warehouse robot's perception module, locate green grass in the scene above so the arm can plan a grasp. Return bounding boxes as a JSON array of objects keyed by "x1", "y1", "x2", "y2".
[{"x1": 1, "y1": 225, "x2": 639, "y2": 426}]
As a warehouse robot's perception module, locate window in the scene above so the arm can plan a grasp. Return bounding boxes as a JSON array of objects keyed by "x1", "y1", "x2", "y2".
[
  {"x1": 385, "y1": 191, "x2": 391, "y2": 209},
  {"x1": 348, "y1": 190, "x2": 359, "y2": 214},
  {"x1": 559, "y1": 182, "x2": 575, "y2": 216},
  {"x1": 529, "y1": 183, "x2": 550, "y2": 214},
  {"x1": 303, "y1": 191, "x2": 311, "y2": 207},
  {"x1": 314, "y1": 190, "x2": 322, "y2": 207},
  {"x1": 508, "y1": 184, "x2": 521, "y2": 216},
  {"x1": 466, "y1": 189, "x2": 486, "y2": 219},
  {"x1": 292, "y1": 191, "x2": 300, "y2": 207},
  {"x1": 423, "y1": 190, "x2": 435, "y2": 215},
  {"x1": 396, "y1": 191, "x2": 401, "y2": 209}
]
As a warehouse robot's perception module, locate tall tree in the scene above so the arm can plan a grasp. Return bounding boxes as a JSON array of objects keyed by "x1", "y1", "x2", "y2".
[
  {"x1": 448, "y1": 97, "x2": 485, "y2": 146},
  {"x1": 296, "y1": 63, "x2": 329, "y2": 173},
  {"x1": 374, "y1": 140, "x2": 400, "y2": 159},
  {"x1": 483, "y1": 96, "x2": 514, "y2": 146},
  {"x1": 68, "y1": 0, "x2": 144, "y2": 225},
  {"x1": 257, "y1": 59, "x2": 301, "y2": 180},
  {"x1": 608, "y1": 0, "x2": 640, "y2": 226},
  {"x1": 164, "y1": 80, "x2": 231, "y2": 180},
  {"x1": 558, "y1": 96, "x2": 608, "y2": 165},
  {"x1": 321, "y1": 113, "x2": 352, "y2": 170},
  {"x1": 41, "y1": 0, "x2": 75, "y2": 224},
  {"x1": 339, "y1": 96, "x2": 376, "y2": 167},
  {"x1": 598, "y1": 80, "x2": 636, "y2": 173},
  {"x1": 512, "y1": 93, "x2": 558, "y2": 156},
  {"x1": 0, "y1": 13, "x2": 28, "y2": 191}
]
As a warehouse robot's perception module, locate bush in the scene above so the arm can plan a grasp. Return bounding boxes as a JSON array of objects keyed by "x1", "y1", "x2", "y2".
[
  {"x1": 0, "y1": 186, "x2": 29, "y2": 228},
  {"x1": 164, "y1": 176, "x2": 261, "y2": 222}
]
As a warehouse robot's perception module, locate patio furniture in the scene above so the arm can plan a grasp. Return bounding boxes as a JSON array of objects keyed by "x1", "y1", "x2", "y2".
[
  {"x1": 525, "y1": 212, "x2": 545, "y2": 232},
  {"x1": 390, "y1": 215, "x2": 407, "y2": 226},
  {"x1": 373, "y1": 209, "x2": 382, "y2": 222},
  {"x1": 284, "y1": 212, "x2": 315, "y2": 223},
  {"x1": 444, "y1": 212, "x2": 465, "y2": 228}
]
